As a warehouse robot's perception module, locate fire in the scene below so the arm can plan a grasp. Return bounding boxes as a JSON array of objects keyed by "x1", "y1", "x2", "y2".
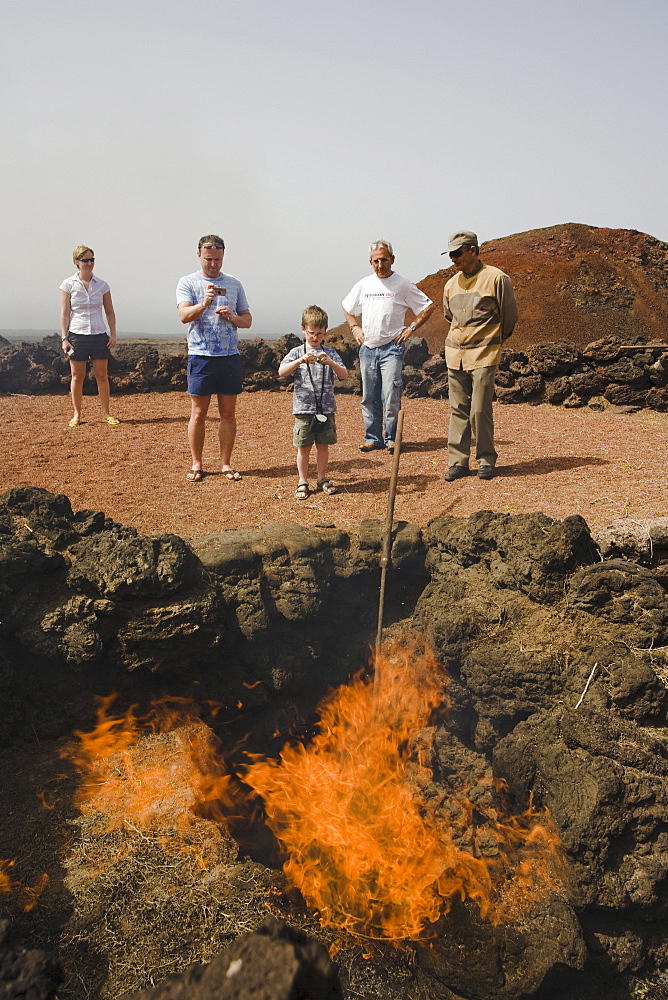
[
  {"x1": 0, "y1": 859, "x2": 17, "y2": 894},
  {"x1": 61, "y1": 695, "x2": 235, "y2": 868},
  {"x1": 243, "y1": 639, "x2": 567, "y2": 941},
  {"x1": 1, "y1": 859, "x2": 49, "y2": 912}
]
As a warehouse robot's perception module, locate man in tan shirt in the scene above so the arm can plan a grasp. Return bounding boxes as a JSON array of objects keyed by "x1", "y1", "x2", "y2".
[{"x1": 442, "y1": 230, "x2": 518, "y2": 481}]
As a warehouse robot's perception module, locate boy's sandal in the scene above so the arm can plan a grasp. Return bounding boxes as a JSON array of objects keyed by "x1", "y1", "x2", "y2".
[
  {"x1": 295, "y1": 482, "x2": 310, "y2": 500},
  {"x1": 187, "y1": 469, "x2": 205, "y2": 482},
  {"x1": 318, "y1": 479, "x2": 337, "y2": 495}
]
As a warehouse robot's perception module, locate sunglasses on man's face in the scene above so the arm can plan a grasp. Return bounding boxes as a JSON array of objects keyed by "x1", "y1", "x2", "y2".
[{"x1": 449, "y1": 247, "x2": 470, "y2": 260}]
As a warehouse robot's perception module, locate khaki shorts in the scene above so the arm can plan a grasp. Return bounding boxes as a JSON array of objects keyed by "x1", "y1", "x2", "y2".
[{"x1": 293, "y1": 413, "x2": 337, "y2": 447}]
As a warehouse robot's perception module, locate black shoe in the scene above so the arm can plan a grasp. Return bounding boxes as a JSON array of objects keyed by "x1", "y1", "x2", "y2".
[
  {"x1": 444, "y1": 465, "x2": 470, "y2": 482},
  {"x1": 478, "y1": 466, "x2": 496, "y2": 480}
]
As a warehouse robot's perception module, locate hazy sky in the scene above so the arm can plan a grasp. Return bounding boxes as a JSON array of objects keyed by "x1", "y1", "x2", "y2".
[{"x1": 2, "y1": 0, "x2": 666, "y2": 338}]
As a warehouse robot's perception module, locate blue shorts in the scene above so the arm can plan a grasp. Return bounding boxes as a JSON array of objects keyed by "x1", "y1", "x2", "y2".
[{"x1": 187, "y1": 354, "x2": 243, "y2": 396}]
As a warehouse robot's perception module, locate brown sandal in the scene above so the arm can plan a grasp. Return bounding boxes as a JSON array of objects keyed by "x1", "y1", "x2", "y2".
[
  {"x1": 318, "y1": 479, "x2": 337, "y2": 495},
  {"x1": 295, "y1": 482, "x2": 310, "y2": 500}
]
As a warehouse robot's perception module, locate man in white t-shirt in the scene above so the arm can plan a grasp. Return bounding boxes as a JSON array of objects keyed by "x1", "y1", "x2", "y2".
[{"x1": 342, "y1": 240, "x2": 434, "y2": 452}]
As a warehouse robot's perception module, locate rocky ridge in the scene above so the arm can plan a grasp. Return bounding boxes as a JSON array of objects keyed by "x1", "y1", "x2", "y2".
[{"x1": 3, "y1": 330, "x2": 668, "y2": 413}]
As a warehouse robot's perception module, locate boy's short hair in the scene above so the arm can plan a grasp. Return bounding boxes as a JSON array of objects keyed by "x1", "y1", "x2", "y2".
[
  {"x1": 73, "y1": 245, "x2": 94, "y2": 266},
  {"x1": 301, "y1": 305, "x2": 328, "y2": 329}
]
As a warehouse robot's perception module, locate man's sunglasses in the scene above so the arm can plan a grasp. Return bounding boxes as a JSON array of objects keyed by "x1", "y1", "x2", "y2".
[{"x1": 449, "y1": 247, "x2": 470, "y2": 260}]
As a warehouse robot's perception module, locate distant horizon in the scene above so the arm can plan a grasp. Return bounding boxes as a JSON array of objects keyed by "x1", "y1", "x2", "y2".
[{"x1": 0, "y1": 329, "x2": 295, "y2": 343}]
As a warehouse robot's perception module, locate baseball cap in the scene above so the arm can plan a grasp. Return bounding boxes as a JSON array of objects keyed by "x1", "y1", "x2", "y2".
[{"x1": 441, "y1": 230, "x2": 478, "y2": 254}]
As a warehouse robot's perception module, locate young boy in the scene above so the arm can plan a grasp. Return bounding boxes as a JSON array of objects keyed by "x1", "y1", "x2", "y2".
[{"x1": 278, "y1": 305, "x2": 348, "y2": 499}]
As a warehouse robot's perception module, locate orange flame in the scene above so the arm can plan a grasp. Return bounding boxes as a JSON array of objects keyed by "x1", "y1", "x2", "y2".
[
  {"x1": 61, "y1": 695, "x2": 235, "y2": 868},
  {"x1": 1, "y1": 859, "x2": 49, "y2": 912},
  {"x1": 0, "y1": 859, "x2": 17, "y2": 894},
  {"x1": 243, "y1": 639, "x2": 567, "y2": 941}
]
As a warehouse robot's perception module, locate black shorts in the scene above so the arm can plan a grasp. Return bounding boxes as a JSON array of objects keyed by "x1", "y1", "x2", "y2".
[
  {"x1": 187, "y1": 354, "x2": 244, "y2": 396},
  {"x1": 68, "y1": 333, "x2": 111, "y2": 362}
]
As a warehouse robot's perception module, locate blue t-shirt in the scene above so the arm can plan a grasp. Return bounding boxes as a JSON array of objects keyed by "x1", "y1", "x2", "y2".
[
  {"x1": 281, "y1": 345, "x2": 344, "y2": 415},
  {"x1": 176, "y1": 271, "x2": 250, "y2": 356}
]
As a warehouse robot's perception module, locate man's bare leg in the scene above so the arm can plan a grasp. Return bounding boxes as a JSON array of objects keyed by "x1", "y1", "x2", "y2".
[
  {"x1": 188, "y1": 395, "x2": 212, "y2": 477},
  {"x1": 217, "y1": 393, "x2": 240, "y2": 478}
]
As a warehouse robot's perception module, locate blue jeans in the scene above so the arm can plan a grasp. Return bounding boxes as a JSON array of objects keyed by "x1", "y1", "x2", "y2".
[{"x1": 359, "y1": 342, "x2": 405, "y2": 446}]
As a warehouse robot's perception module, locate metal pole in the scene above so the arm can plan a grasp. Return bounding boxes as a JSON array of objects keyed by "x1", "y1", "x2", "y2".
[{"x1": 374, "y1": 408, "x2": 404, "y2": 695}]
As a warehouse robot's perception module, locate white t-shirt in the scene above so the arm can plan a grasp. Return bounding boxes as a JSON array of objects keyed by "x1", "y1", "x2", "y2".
[
  {"x1": 342, "y1": 271, "x2": 432, "y2": 348},
  {"x1": 59, "y1": 273, "x2": 111, "y2": 335}
]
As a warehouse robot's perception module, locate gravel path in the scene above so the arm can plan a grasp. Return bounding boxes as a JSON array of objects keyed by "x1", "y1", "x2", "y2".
[{"x1": 0, "y1": 391, "x2": 665, "y2": 540}]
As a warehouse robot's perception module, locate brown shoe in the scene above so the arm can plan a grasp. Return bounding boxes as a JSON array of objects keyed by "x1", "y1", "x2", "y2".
[
  {"x1": 359, "y1": 443, "x2": 383, "y2": 452},
  {"x1": 444, "y1": 465, "x2": 470, "y2": 482}
]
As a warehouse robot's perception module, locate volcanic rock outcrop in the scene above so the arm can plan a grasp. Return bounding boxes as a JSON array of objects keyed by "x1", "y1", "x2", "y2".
[
  {"x1": 121, "y1": 917, "x2": 343, "y2": 1000},
  {"x1": 2, "y1": 486, "x2": 668, "y2": 1000},
  {"x1": 0, "y1": 919, "x2": 62, "y2": 1000},
  {"x1": 3, "y1": 328, "x2": 668, "y2": 412}
]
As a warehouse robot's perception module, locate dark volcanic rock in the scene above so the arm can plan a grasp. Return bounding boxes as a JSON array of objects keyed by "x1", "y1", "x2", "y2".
[
  {"x1": 67, "y1": 532, "x2": 198, "y2": 598},
  {"x1": 528, "y1": 340, "x2": 581, "y2": 376},
  {"x1": 568, "y1": 558, "x2": 668, "y2": 643},
  {"x1": 417, "y1": 897, "x2": 585, "y2": 1000},
  {"x1": 404, "y1": 335, "x2": 429, "y2": 366},
  {"x1": 494, "y1": 707, "x2": 668, "y2": 918},
  {"x1": 0, "y1": 919, "x2": 62, "y2": 1000},
  {"x1": 423, "y1": 509, "x2": 599, "y2": 603},
  {"x1": 121, "y1": 917, "x2": 343, "y2": 1000}
]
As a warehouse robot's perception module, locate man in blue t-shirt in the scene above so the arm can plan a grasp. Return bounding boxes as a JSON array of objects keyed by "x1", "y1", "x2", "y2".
[{"x1": 176, "y1": 235, "x2": 252, "y2": 482}]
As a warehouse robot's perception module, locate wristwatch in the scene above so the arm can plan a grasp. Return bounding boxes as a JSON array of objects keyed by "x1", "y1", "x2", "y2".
[{"x1": 409, "y1": 324, "x2": 416, "y2": 333}]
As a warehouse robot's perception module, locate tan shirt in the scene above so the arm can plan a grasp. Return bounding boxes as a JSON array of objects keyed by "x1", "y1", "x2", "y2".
[{"x1": 443, "y1": 263, "x2": 518, "y2": 370}]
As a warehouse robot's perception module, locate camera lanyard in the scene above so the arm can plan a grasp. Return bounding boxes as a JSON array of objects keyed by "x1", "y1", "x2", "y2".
[{"x1": 303, "y1": 345, "x2": 329, "y2": 415}]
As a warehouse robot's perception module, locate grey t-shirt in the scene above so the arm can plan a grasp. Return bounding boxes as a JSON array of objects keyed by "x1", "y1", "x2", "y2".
[{"x1": 281, "y1": 345, "x2": 344, "y2": 414}]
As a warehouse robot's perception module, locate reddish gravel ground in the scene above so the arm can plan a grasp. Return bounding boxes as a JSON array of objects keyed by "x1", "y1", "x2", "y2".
[{"x1": 0, "y1": 391, "x2": 666, "y2": 541}]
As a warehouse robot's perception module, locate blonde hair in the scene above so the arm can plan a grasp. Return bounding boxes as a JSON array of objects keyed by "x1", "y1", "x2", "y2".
[
  {"x1": 301, "y1": 305, "x2": 328, "y2": 329},
  {"x1": 73, "y1": 245, "x2": 94, "y2": 267}
]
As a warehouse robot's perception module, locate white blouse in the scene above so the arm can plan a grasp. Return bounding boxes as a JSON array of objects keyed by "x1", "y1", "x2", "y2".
[{"x1": 60, "y1": 273, "x2": 111, "y2": 335}]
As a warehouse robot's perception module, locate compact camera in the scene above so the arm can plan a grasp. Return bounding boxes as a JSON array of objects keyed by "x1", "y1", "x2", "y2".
[{"x1": 306, "y1": 349, "x2": 326, "y2": 364}]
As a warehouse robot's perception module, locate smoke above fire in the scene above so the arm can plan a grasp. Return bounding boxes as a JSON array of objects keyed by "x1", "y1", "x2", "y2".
[{"x1": 244, "y1": 639, "x2": 568, "y2": 941}]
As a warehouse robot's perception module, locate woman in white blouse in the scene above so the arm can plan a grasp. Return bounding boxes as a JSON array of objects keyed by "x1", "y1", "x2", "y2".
[{"x1": 60, "y1": 246, "x2": 119, "y2": 427}]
